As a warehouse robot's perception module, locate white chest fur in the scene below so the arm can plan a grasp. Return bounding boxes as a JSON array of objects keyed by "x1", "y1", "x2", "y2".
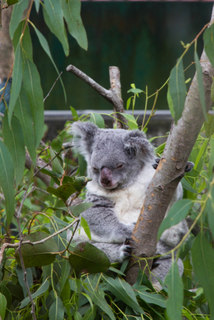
[{"x1": 87, "y1": 165, "x2": 155, "y2": 225}]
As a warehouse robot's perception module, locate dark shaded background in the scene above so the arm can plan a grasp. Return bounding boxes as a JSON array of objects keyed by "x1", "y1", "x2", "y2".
[{"x1": 31, "y1": 2, "x2": 213, "y2": 111}]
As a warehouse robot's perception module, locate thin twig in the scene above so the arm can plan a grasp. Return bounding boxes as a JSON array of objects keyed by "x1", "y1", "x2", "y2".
[
  {"x1": 16, "y1": 187, "x2": 37, "y2": 320},
  {"x1": 43, "y1": 71, "x2": 63, "y2": 102},
  {"x1": 0, "y1": 219, "x2": 79, "y2": 265}
]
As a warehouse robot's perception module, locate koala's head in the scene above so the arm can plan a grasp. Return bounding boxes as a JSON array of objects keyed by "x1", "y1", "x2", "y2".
[{"x1": 71, "y1": 121, "x2": 155, "y2": 190}]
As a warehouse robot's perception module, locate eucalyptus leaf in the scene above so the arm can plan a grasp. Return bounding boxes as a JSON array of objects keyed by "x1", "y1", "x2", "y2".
[
  {"x1": 14, "y1": 88, "x2": 37, "y2": 162},
  {"x1": 89, "y1": 113, "x2": 105, "y2": 128},
  {"x1": 158, "y1": 199, "x2": 192, "y2": 239},
  {"x1": 165, "y1": 261, "x2": 183, "y2": 320},
  {"x1": 20, "y1": 279, "x2": 49, "y2": 309},
  {"x1": 15, "y1": 232, "x2": 58, "y2": 268},
  {"x1": 43, "y1": 0, "x2": 69, "y2": 56},
  {"x1": 0, "y1": 293, "x2": 7, "y2": 320},
  {"x1": 204, "y1": 23, "x2": 214, "y2": 67},
  {"x1": 194, "y1": 51, "x2": 207, "y2": 121},
  {"x1": 9, "y1": 0, "x2": 29, "y2": 39},
  {"x1": 69, "y1": 242, "x2": 110, "y2": 274},
  {"x1": 8, "y1": 44, "x2": 22, "y2": 122},
  {"x1": 104, "y1": 276, "x2": 144, "y2": 315},
  {"x1": 81, "y1": 216, "x2": 91, "y2": 240},
  {"x1": 169, "y1": 60, "x2": 186, "y2": 123},
  {"x1": 121, "y1": 113, "x2": 138, "y2": 129},
  {"x1": 192, "y1": 233, "x2": 214, "y2": 319},
  {"x1": 136, "y1": 288, "x2": 166, "y2": 308},
  {"x1": 3, "y1": 114, "x2": 25, "y2": 186},
  {"x1": 70, "y1": 202, "x2": 93, "y2": 217},
  {"x1": 60, "y1": 0, "x2": 88, "y2": 50},
  {"x1": 0, "y1": 141, "x2": 15, "y2": 225},
  {"x1": 32, "y1": 26, "x2": 67, "y2": 102},
  {"x1": 49, "y1": 297, "x2": 65, "y2": 320},
  {"x1": 22, "y1": 57, "x2": 45, "y2": 147},
  {"x1": 86, "y1": 289, "x2": 116, "y2": 320}
]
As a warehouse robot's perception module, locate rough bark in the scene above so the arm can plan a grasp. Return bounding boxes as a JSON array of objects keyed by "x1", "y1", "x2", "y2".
[
  {"x1": 0, "y1": 6, "x2": 14, "y2": 81},
  {"x1": 126, "y1": 29, "x2": 214, "y2": 284}
]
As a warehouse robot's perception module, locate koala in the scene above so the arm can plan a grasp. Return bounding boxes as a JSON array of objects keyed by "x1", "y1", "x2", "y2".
[{"x1": 71, "y1": 121, "x2": 188, "y2": 285}]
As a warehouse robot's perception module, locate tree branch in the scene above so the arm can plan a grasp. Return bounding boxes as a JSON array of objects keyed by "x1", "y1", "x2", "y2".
[
  {"x1": 126, "y1": 22, "x2": 214, "y2": 284},
  {"x1": 66, "y1": 64, "x2": 128, "y2": 128}
]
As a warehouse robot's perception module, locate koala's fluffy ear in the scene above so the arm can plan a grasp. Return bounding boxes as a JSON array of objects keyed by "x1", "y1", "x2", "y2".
[
  {"x1": 124, "y1": 130, "x2": 155, "y2": 162},
  {"x1": 71, "y1": 121, "x2": 98, "y2": 161}
]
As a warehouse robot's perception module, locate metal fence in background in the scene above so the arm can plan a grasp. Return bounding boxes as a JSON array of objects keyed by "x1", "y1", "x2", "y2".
[{"x1": 44, "y1": 110, "x2": 173, "y2": 145}]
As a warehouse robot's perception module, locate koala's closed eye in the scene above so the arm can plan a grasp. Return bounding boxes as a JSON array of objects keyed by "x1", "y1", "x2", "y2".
[
  {"x1": 116, "y1": 163, "x2": 125, "y2": 169},
  {"x1": 93, "y1": 167, "x2": 99, "y2": 173}
]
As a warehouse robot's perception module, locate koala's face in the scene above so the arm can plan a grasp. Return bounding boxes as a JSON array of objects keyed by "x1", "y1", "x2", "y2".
[
  {"x1": 72, "y1": 122, "x2": 155, "y2": 191},
  {"x1": 89, "y1": 131, "x2": 141, "y2": 190}
]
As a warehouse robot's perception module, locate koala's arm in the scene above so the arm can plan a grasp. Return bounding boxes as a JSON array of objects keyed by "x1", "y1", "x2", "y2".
[{"x1": 74, "y1": 195, "x2": 134, "y2": 244}]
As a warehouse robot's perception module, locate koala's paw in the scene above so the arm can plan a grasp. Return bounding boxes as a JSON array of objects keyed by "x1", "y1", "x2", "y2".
[{"x1": 119, "y1": 238, "x2": 133, "y2": 261}]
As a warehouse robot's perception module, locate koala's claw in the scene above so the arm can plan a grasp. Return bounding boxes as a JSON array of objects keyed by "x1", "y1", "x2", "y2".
[
  {"x1": 153, "y1": 158, "x2": 194, "y2": 173},
  {"x1": 185, "y1": 161, "x2": 194, "y2": 172},
  {"x1": 152, "y1": 158, "x2": 160, "y2": 170},
  {"x1": 120, "y1": 238, "x2": 133, "y2": 258}
]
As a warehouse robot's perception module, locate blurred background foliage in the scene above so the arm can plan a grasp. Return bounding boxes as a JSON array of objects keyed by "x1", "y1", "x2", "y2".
[{"x1": 30, "y1": 2, "x2": 213, "y2": 111}]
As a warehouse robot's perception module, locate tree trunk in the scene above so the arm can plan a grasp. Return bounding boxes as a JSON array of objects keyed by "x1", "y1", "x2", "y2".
[
  {"x1": 126, "y1": 18, "x2": 214, "y2": 284},
  {"x1": 0, "y1": 6, "x2": 14, "y2": 81}
]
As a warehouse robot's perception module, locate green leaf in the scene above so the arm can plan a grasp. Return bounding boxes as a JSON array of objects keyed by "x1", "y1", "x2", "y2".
[
  {"x1": 208, "y1": 136, "x2": 214, "y2": 176},
  {"x1": 50, "y1": 148, "x2": 63, "y2": 175},
  {"x1": 204, "y1": 24, "x2": 214, "y2": 67},
  {"x1": 89, "y1": 113, "x2": 105, "y2": 128},
  {"x1": 20, "y1": 279, "x2": 49, "y2": 309},
  {"x1": 194, "y1": 51, "x2": 207, "y2": 121},
  {"x1": 158, "y1": 199, "x2": 192, "y2": 239},
  {"x1": 49, "y1": 297, "x2": 65, "y2": 320},
  {"x1": 81, "y1": 216, "x2": 91, "y2": 240},
  {"x1": 16, "y1": 266, "x2": 33, "y2": 297},
  {"x1": 69, "y1": 242, "x2": 110, "y2": 274},
  {"x1": 136, "y1": 288, "x2": 166, "y2": 308},
  {"x1": 86, "y1": 289, "x2": 116, "y2": 320},
  {"x1": 60, "y1": 0, "x2": 88, "y2": 50},
  {"x1": 22, "y1": 57, "x2": 45, "y2": 147},
  {"x1": 192, "y1": 233, "x2": 214, "y2": 319},
  {"x1": 13, "y1": 23, "x2": 33, "y2": 59},
  {"x1": 70, "y1": 106, "x2": 79, "y2": 121},
  {"x1": 0, "y1": 293, "x2": 7, "y2": 320},
  {"x1": 15, "y1": 232, "x2": 58, "y2": 268},
  {"x1": 7, "y1": 0, "x2": 19, "y2": 5},
  {"x1": 121, "y1": 113, "x2": 138, "y2": 130},
  {"x1": 165, "y1": 261, "x2": 183, "y2": 320},
  {"x1": 47, "y1": 184, "x2": 76, "y2": 202},
  {"x1": 8, "y1": 44, "x2": 22, "y2": 123},
  {"x1": 9, "y1": 0, "x2": 29, "y2": 39},
  {"x1": 169, "y1": 60, "x2": 186, "y2": 123},
  {"x1": 34, "y1": 0, "x2": 40, "y2": 12},
  {"x1": 32, "y1": 25, "x2": 67, "y2": 103},
  {"x1": 0, "y1": 141, "x2": 15, "y2": 225},
  {"x1": 3, "y1": 114, "x2": 25, "y2": 186},
  {"x1": 104, "y1": 276, "x2": 144, "y2": 315},
  {"x1": 70, "y1": 202, "x2": 93, "y2": 217},
  {"x1": 43, "y1": 0, "x2": 69, "y2": 56},
  {"x1": 59, "y1": 260, "x2": 71, "y2": 293},
  {"x1": 14, "y1": 88, "x2": 37, "y2": 162},
  {"x1": 167, "y1": 86, "x2": 175, "y2": 119},
  {"x1": 204, "y1": 114, "x2": 214, "y2": 137},
  {"x1": 181, "y1": 178, "x2": 197, "y2": 194}
]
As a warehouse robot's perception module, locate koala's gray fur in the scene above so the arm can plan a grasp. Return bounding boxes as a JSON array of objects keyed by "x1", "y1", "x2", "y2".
[{"x1": 71, "y1": 121, "x2": 188, "y2": 286}]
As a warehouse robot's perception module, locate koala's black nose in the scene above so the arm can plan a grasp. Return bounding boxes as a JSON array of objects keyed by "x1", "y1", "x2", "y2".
[{"x1": 100, "y1": 167, "x2": 113, "y2": 187}]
